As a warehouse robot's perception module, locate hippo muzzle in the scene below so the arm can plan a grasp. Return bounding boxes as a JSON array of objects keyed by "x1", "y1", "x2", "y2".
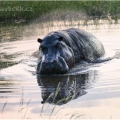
[{"x1": 37, "y1": 55, "x2": 69, "y2": 74}]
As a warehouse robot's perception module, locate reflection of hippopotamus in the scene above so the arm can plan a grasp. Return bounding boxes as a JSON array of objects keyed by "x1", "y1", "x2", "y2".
[
  {"x1": 37, "y1": 28, "x2": 105, "y2": 74},
  {"x1": 37, "y1": 71, "x2": 97, "y2": 105}
]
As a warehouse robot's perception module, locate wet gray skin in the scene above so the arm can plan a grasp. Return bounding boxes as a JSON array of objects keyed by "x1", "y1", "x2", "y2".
[{"x1": 37, "y1": 28, "x2": 106, "y2": 74}]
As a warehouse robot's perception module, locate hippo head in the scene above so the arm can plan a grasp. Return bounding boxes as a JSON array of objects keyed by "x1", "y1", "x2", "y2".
[{"x1": 36, "y1": 34, "x2": 75, "y2": 74}]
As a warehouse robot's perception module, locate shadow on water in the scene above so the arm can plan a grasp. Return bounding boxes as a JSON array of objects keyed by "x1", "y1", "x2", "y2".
[{"x1": 37, "y1": 70, "x2": 97, "y2": 105}]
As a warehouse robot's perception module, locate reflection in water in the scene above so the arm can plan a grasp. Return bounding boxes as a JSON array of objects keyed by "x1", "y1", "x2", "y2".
[{"x1": 37, "y1": 70, "x2": 97, "y2": 105}]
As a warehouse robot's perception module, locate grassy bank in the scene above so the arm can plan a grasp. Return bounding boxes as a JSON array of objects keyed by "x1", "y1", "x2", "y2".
[
  {"x1": 0, "y1": 1, "x2": 120, "y2": 43},
  {"x1": 0, "y1": 1, "x2": 120, "y2": 22}
]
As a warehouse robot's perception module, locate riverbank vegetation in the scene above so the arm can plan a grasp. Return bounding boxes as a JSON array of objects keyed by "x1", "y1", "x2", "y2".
[
  {"x1": 0, "y1": 1, "x2": 120, "y2": 43},
  {"x1": 0, "y1": 1, "x2": 120, "y2": 23}
]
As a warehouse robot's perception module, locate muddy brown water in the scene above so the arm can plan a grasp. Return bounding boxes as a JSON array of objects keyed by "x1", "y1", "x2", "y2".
[{"x1": 0, "y1": 23, "x2": 120, "y2": 119}]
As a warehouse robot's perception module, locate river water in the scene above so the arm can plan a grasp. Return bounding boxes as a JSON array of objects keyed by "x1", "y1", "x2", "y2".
[{"x1": 0, "y1": 21, "x2": 120, "y2": 119}]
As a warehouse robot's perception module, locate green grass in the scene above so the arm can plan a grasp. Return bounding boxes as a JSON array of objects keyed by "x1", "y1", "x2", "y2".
[
  {"x1": 0, "y1": 1, "x2": 120, "y2": 42},
  {"x1": 0, "y1": 1, "x2": 120, "y2": 22},
  {"x1": 0, "y1": 22, "x2": 27, "y2": 42},
  {"x1": 0, "y1": 61, "x2": 18, "y2": 69}
]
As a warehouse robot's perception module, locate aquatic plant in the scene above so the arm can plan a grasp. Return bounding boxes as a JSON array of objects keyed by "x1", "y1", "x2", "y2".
[{"x1": 0, "y1": 61, "x2": 18, "y2": 69}]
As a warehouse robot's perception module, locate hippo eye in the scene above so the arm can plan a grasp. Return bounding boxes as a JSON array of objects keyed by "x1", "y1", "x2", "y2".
[
  {"x1": 41, "y1": 46, "x2": 47, "y2": 51},
  {"x1": 54, "y1": 42, "x2": 60, "y2": 48}
]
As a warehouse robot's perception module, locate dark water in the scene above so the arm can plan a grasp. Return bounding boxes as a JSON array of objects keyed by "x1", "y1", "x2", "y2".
[{"x1": 0, "y1": 22, "x2": 120, "y2": 119}]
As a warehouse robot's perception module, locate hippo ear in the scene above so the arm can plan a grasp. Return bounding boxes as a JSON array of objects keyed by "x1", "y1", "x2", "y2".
[
  {"x1": 58, "y1": 36, "x2": 63, "y2": 41},
  {"x1": 41, "y1": 101, "x2": 45, "y2": 104},
  {"x1": 37, "y1": 38, "x2": 42, "y2": 43}
]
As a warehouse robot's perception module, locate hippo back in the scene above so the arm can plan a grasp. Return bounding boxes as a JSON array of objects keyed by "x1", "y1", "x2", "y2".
[{"x1": 54, "y1": 28, "x2": 105, "y2": 63}]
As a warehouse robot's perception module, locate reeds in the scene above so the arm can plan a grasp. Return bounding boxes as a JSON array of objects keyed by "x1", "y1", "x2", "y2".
[{"x1": 0, "y1": 1, "x2": 120, "y2": 22}]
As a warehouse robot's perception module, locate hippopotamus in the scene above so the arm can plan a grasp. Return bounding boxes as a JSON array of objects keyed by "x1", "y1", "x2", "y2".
[{"x1": 36, "y1": 28, "x2": 105, "y2": 74}]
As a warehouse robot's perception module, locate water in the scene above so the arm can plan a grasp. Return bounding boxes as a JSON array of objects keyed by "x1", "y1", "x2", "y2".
[{"x1": 0, "y1": 21, "x2": 120, "y2": 119}]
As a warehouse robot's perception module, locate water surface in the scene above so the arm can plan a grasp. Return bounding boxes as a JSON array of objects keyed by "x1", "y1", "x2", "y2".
[{"x1": 0, "y1": 22, "x2": 120, "y2": 119}]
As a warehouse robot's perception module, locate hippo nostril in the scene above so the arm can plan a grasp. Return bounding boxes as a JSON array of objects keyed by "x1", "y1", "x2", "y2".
[
  {"x1": 53, "y1": 60, "x2": 57, "y2": 64},
  {"x1": 42, "y1": 62, "x2": 46, "y2": 66}
]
